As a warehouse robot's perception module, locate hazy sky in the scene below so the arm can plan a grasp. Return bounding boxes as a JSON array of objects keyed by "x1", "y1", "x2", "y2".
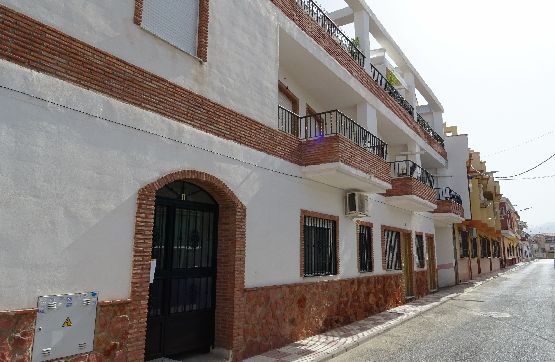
[{"x1": 320, "y1": 0, "x2": 555, "y2": 232}]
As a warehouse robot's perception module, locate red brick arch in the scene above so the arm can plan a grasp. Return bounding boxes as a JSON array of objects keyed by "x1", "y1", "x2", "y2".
[{"x1": 127, "y1": 170, "x2": 246, "y2": 361}]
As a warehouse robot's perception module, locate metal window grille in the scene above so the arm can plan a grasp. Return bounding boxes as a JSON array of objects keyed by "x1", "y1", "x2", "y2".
[
  {"x1": 415, "y1": 234, "x2": 425, "y2": 268},
  {"x1": 384, "y1": 230, "x2": 401, "y2": 270},
  {"x1": 480, "y1": 237, "x2": 488, "y2": 257},
  {"x1": 359, "y1": 225, "x2": 373, "y2": 272},
  {"x1": 460, "y1": 231, "x2": 469, "y2": 258},
  {"x1": 471, "y1": 238, "x2": 478, "y2": 258},
  {"x1": 303, "y1": 216, "x2": 337, "y2": 277}
]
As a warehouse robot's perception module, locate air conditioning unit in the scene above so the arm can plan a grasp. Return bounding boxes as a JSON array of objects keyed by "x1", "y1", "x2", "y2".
[
  {"x1": 469, "y1": 228, "x2": 478, "y2": 239},
  {"x1": 345, "y1": 192, "x2": 369, "y2": 217}
]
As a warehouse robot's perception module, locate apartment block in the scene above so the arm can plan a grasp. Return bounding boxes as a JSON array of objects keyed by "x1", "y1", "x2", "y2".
[{"x1": 0, "y1": 1, "x2": 467, "y2": 360}]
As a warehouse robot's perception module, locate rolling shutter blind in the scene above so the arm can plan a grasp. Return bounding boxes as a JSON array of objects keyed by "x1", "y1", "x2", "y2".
[{"x1": 142, "y1": 0, "x2": 199, "y2": 55}]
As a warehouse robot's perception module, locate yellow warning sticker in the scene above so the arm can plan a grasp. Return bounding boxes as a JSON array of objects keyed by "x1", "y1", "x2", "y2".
[{"x1": 62, "y1": 317, "x2": 72, "y2": 327}]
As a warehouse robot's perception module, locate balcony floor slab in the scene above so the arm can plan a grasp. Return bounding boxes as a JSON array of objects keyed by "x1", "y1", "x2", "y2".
[
  {"x1": 429, "y1": 213, "x2": 465, "y2": 226},
  {"x1": 302, "y1": 162, "x2": 391, "y2": 193},
  {"x1": 384, "y1": 194, "x2": 437, "y2": 212}
]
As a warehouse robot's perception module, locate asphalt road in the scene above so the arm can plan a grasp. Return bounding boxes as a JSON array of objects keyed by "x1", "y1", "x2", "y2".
[{"x1": 331, "y1": 259, "x2": 555, "y2": 362}]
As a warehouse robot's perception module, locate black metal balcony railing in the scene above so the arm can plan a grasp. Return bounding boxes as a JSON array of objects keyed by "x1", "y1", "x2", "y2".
[
  {"x1": 389, "y1": 160, "x2": 434, "y2": 188},
  {"x1": 302, "y1": 109, "x2": 387, "y2": 159},
  {"x1": 278, "y1": 105, "x2": 300, "y2": 136},
  {"x1": 293, "y1": 0, "x2": 445, "y2": 149},
  {"x1": 295, "y1": 0, "x2": 365, "y2": 67},
  {"x1": 435, "y1": 187, "x2": 463, "y2": 205},
  {"x1": 277, "y1": 106, "x2": 388, "y2": 160},
  {"x1": 368, "y1": 65, "x2": 445, "y2": 148}
]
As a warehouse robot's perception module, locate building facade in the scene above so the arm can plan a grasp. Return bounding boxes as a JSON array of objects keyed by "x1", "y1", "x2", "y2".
[
  {"x1": 0, "y1": 0, "x2": 465, "y2": 360},
  {"x1": 453, "y1": 150, "x2": 504, "y2": 283}
]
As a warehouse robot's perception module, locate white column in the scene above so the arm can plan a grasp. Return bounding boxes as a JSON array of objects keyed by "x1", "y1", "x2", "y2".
[
  {"x1": 407, "y1": 141, "x2": 421, "y2": 165},
  {"x1": 353, "y1": 10, "x2": 370, "y2": 71},
  {"x1": 403, "y1": 70, "x2": 417, "y2": 120},
  {"x1": 356, "y1": 102, "x2": 377, "y2": 136},
  {"x1": 432, "y1": 111, "x2": 444, "y2": 135}
]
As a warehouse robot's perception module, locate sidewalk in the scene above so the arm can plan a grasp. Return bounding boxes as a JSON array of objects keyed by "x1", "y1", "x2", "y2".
[{"x1": 247, "y1": 262, "x2": 530, "y2": 362}]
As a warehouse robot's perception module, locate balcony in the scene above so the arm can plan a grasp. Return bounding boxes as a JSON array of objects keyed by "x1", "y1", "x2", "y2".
[
  {"x1": 278, "y1": 106, "x2": 391, "y2": 193},
  {"x1": 382, "y1": 160, "x2": 437, "y2": 212},
  {"x1": 431, "y1": 187, "x2": 465, "y2": 225},
  {"x1": 292, "y1": 0, "x2": 445, "y2": 150},
  {"x1": 295, "y1": 0, "x2": 365, "y2": 67}
]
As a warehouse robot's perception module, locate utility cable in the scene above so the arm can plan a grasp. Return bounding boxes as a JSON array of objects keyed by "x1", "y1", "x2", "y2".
[
  {"x1": 497, "y1": 152, "x2": 555, "y2": 179},
  {"x1": 486, "y1": 130, "x2": 554, "y2": 157},
  {"x1": 0, "y1": 83, "x2": 437, "y2": 220}
]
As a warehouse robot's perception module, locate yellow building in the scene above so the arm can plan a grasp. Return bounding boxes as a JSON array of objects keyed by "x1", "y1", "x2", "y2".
[{"x1": 454, "y1": 150, "x2": 503, "y2": 283}]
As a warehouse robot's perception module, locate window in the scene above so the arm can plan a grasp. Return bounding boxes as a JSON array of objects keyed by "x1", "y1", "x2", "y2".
[
  {"x1": 480, "y1": 237, "x2": 490, "y2": 257},
  {"x1": 415, "y1": 234, "x2": 425, "y2": 268},
  {"x1": 303, "y1": 215, "x2": 337, "y2": 277},
  {"x1": 460, "y1": 231, "x2": 469, "y2": 258},
  {"x1": 471, "y1": 238, "x2": 478, "y2": 258},
  {"x1": 141, "y1": 0, "x2": 200, "y2": 56},
  {"x1": 487, "y1": 239, "x2": 492, "y2": 257},
  {"x1": 358, "y1": 224, "x2": 373, "y2": 272},
  {"x1": 384, "y1": 230, "x2": 402, "y2": 270}
]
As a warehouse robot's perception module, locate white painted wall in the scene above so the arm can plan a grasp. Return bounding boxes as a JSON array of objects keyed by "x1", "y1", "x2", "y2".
[
  {"x1": 0, "y1": 60, "x2": 438, "y2": 310},
  {"x1": 0, "y1": 0, "x2": 280, "y2": 129},
  {"x1": 440, "y1": 134, "x2": 471, "y2": 219},
  {"x1": 0, "y1": 0, "x2": 447, "y2": 167},
  {"x1": 435, "y1": 226, "x2": 456, "y2": 287}
]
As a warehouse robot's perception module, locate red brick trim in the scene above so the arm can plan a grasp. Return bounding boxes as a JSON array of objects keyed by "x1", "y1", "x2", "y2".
[
  {"x1": 434, "y1": 199, "x2": 464, "y2": 217},
  {"x1": 301, "y1": 135, "x2": 391, "y2": 184},
  {"x1": 129, "y1": 170, "x2": 246, "y2": 361},
  {"x1": 0, "y1": 4, "x2": 301, "y2": 167},
  {"x1": 300, "y1": 210, "x2": 340, "y2": 278},
  {"x1": 270, "y1": 0, "x2": 447, "y2": 159},
  {"x1": 383, "y1": 177, "x2": 437, "y2": 205},
  {"x1": 133, "y1": 0, "x2": 209, "y2": 62},
  {"x1": 356, "y1": 221, "x2": 374, "y2": 273},
  {"x1": 197, "y1": 0, "x2": 209, "y2": 62},
  {"x1": 133, "y1": 0, "x2": 143, "y2": 25}
]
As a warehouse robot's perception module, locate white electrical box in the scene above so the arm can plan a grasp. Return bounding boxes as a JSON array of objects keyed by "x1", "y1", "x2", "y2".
[{"x1": 32, "y1": 292, "x2": 98, "y2": 361}]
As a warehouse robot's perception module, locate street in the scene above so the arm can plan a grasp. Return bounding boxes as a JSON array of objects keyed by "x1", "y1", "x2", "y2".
[{"x1": 331, "y1": 260, "x2": 555, "y2": 362}]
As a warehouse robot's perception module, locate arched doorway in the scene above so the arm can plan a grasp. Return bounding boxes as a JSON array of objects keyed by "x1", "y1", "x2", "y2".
[
  {"x1": 145, "y1": 181, "x2": 219, "y2": 359},
  {"x1": 128, "y1": 170, "x2": 247, "y2": 361}
]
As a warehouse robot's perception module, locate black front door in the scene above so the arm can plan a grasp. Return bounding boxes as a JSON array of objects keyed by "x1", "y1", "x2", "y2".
[{"x1": 146, "y1": 181, "x2": 218, "y2": 360}]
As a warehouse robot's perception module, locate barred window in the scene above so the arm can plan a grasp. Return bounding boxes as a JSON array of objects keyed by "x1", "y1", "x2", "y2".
[
  {"x1": 384, "y1": 230, "x2": 401, "y2": 270},
  {"x1": 460, "y1": 231, "x2": 469, "y2": 258},
  {"x1": 480, "y1": 237, "x2": 489, "y2": 257},
  {"x1": 415, "y1": 234, "x2": 425, "y2": 268},
  {"x1": 303, "y1": 216, "x2": 337, "y2": 277},
  {"x1": 358, "y1": 225, "x2": 373, "y2": 272},
  {"x1": 471, "y1": 238, "x2": 478, "y2": 258}
]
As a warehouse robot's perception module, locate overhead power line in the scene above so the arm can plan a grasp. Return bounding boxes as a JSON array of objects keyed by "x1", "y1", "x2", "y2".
[
  {"x1": 496, "y1": 152, "x2": 555, "y2": 179},
  {"x1": 487, "y1": 130, "x2": 554, "y2": 157},
  {"x1": 499, "y1": 174, "x2": 555, "y2": 181}
]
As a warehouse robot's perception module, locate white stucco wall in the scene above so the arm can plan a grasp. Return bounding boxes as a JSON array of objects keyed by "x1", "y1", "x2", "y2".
[
  {"x1": 435, "y1": 226, "x2": 456, "y2": 287},
  {"x1": 0, "y1": 0, "x2": 446, "y2": 166},
  {"x1": 440, "y1": 134, "x2": 471, "y2": 219},
  {"x1": 0, "y1": 0, "x2": 280, "y2": 129},
  {"x1": 0, "y1": 59, "x2": 438, "y2": 310}
]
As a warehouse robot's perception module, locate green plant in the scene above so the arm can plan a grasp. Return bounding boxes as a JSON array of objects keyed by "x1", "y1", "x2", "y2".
[{"x1": 386, "y1": 68, "x2": 401, "y2": 87}]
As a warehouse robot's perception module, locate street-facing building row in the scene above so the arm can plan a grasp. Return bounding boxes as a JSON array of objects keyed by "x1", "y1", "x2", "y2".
[{"x1": 0, "y1": 1, "x2": 527, "y2": 361}]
